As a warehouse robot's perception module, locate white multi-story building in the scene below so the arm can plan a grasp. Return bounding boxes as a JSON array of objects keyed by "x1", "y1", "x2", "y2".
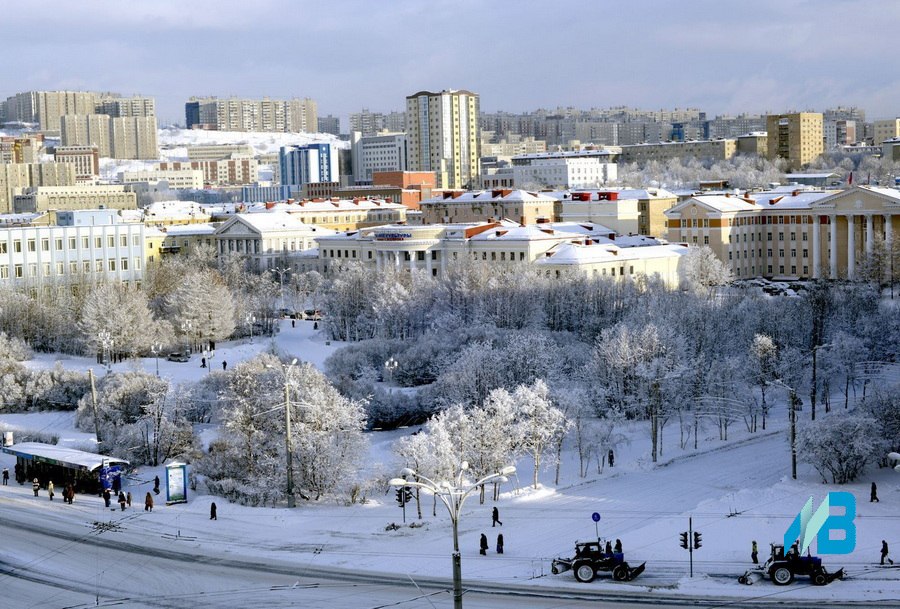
[
  {"x1": 511, "y1": 151, "x2": 617, "y2": 189},
  {"x1": 121, "y1": 169, "x2": 205, "y2": 190},
  {"x1": 406, "y1": 89, "x2": 480, "y2": 189},
  {"x1": 279, "y1": 143, "x2": 340, "y2": 187},
  {"x1": 350, "y1": 131, "x2": 407, "y2": 184},
  {"x1": 0, "y1": 211, "x2": 145, "y2": 287},
  {"x1": 215, "y1": 211, "x2": 335, "y2": 272}
]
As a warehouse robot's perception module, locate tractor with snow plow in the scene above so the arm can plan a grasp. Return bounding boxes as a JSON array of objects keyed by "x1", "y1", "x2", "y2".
[
  {"x1": 551, "y1": 539, "x2": 646, "y2": 583},
  {"x1": 739, "y1": 543, "x2": 844, "y2": 586}
]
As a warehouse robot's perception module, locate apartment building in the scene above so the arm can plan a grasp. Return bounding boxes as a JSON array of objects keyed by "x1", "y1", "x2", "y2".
[
  {"x1": 60, "y1": 114, "x2": 159, "y2": 159},
  {"x1": 2, "y1": 91, "x2": 155, "y2": 134},
  {"x1": 121, "y1": 169, "x2": 205, "y2": 190},
  {"x1": 619, "y1": 138, "x2": 737, "y2": 164},
  {"x1": 54, "y1": 146, "x2": 101, "y2": 183},
  {"x1": 157, "y1": 159, "x2": 259, "y2": 186},
  {"x1": 765, "y1": 113, "x2": 824, "y2": 171},
  {"x1": 185, "y1": 97, "x2": 318, "y2": 133},
  {"x1": 0, "y1": 211, "x2": 145, "y2": 287},
  {"x1": 873, "y1": 119, "x2": 900, "y2": 146},
  {"x1": 0, "y1": 163, "x2": 76, "y2": 214},
  {"x1": 406, "y1": 89, "x2": 480, "y2": 189},
  {"x1": 186, "y1": 144, "x2": 254, "y2": 161},
  {"x1": 418, "y1": 189, "x2": 556, "y2": 225},
  {"x1": 511, "y1": 150, "x2": 617, "y2": 189},
  {"x1": 13, "y1": 184, "x2": 137, "y2": 214},
  {"x1": 280, "y1": 143, "x2": 340, "y2": 187},
  {"x1": 0, "y1": 135, "x2": 45, "y2": 163},
  {"x1": 556, "y1": 188, "x2": 677, "y2": 237}
]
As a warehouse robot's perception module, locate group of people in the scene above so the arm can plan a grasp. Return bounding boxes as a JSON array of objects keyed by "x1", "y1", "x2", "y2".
[{"x1": 480, "y1": 507, "x2": 505, "y2": 555}]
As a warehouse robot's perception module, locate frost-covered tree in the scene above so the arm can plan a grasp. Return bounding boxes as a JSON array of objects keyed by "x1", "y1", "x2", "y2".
[
  {"x1": 797, "y1": 414, "x2": 882, "y2": 484},
  {"x1": 165, "y1": 270, "x2": 236, "y2": 350},
  {"x1": 514, "y1": 380, "x2": 569, "y2": 488},
  {"x1": 79, "y1": 283, "x2": 163, "y2": 357},
  {"x1": 680, "y1": 246, "x2": 732, "y2": 297},
  {"x1": 747, "y1": 334, "x2": 777, "y2": 430}
]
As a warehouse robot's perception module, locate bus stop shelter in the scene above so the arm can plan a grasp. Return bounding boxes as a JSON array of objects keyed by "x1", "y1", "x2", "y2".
[{"x1": 1, "y1": 442, "x2": 129, "y2": 495}]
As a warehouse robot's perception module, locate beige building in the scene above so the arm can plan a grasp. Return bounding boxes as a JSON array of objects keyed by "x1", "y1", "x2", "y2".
[
  {"x1": 215, "y1": 212, "x2": 335, "y2": 272},
  {"x1": 766, "y1": 113, "x2": 824, "y2": 171},
  {"x1": 0, "y1": 163, "x2": 76, "y2": 214},
  {"x1": 736, "y1": 132, "x2": 768, "y2": 156},
  {"x1": 406, "y1": 89, "x2": 480, "y2": 189},
  {"x1": 186, "y1": 144, "x2": 255, "y2": 161},
  {"x1": 873, "y1": 119, "x2": 900, "y2": 146},
  {"x1": 13, "y1": 184, "x2": 137, "y2": 214},
  {"x1": 186, "y1": 97, "x2": 318, "y2": 133},
  {"x1": 480, "y1": 133, "x2": 547, "y2": 157},
  {"x1": 3, "y1": 91, "x2": 155, "y2": 134},
  {"x1": 121, "y1": 169, "x2": 205, "y2": 190},
  {"x1": 0, "y1": 135, "x2": 45, "y2": 163},
  {"x1": 664, "y1": 185, "x2": 900, "y2": 280},
  {"x1": 54, "y1": 146, "x2": 100, "y2": 183},
  {"x1": 619, "y1": 139, "x2": 737, "y2": 164},
  {"x1": 249, "y1": 198, "x2": 407, "y2": 232},
  {"x1": 418, "y1": 189, "x2": 555, "y2": 225},
  {"x1": 557, "y1": 188, "x2": 677, "y2": 237},
  {"x1": 157, "y1": 159, "x2": 258, "y2": 186},
  {"x1": 61, "y1": 114, "x2": 158, "y2": 160}
]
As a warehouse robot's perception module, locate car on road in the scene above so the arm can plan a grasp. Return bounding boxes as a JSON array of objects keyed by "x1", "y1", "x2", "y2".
[{"x1": 166, "y1": 351, "x2": 190, "y2": 362}]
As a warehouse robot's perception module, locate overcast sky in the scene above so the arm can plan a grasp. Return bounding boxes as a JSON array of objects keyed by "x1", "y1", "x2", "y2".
[{"x1": 3, "y1": 1, "x2": 899, "y2": 127}]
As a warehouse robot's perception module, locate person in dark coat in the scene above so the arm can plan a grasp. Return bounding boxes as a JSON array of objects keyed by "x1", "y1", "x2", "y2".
[
  {"x1": 608, "y1": 449, "x2": 615, "y2": 468},
  {"x1": 210, "y1": 502, "x2": 217, "y2": 520},
  {"x1": 145, "y1": 492, "x2": 154, "y2": 512},
  {"x1": 201, "y1": 357, "x2": 206, "y2": 368},
  {"x1": 118, "y1": 492, "x2": 127, "y2": 511},
  {"x1": 492, "y1": 506, "x2": 502, "y2": 527},
  {"x1": 605, "y1": 540, "x2": 613, "y2": 555},
  {"x1": 751, "y1": 540, "x2": 759, "y2": 564},
  {"x1": 65, "y1": 483, "x2": 74, "y2": 504},
  {"x1": 871, "y1": 482, "x2": 879, "y2": 502},
  {"x1": 126, "y1": 491, "x2": 132, "y2": 507},
  {"x1": 14, "y1": 463, "x2": 22, "y2": 484},
  {"x1": 614, "y1": 539, "x2": 622, "y2": 554},
  {"x1": 112, "y1": 475, "x2": 121, "y2": 494},
  {"x1": 32, "y1": 478, "x2": 40, "y2": 497},
  {"x1": 154, "y1": 475, "x2": 160, "y2": 495},
  {"x1": 496, "y1": 534, "x2": 504, "y2": 554},
  {"x1": 103, "y1": 488, "x2": 111, "y2": 507},
  {"x1": 2, "y1": 467, "x2": 8, "y2": 485},
  {"x1": 222, "y1": 361, "x2": 227, "y2": 371},
  {"x1": 883, "y1": 540, "x2": 894, "y2": 565},
  {"x1": 479, "y1": 533, "x2": 488, "y2": 555}
]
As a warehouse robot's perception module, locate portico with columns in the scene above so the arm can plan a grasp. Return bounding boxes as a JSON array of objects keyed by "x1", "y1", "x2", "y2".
[{"x1": 810, "y1": 186, "x2": 900, "y2": 280}]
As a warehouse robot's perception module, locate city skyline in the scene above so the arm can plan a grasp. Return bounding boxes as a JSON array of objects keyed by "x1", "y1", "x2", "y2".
[{"x1": 2, "y1": 1, "x2": 899, "y2": 126}]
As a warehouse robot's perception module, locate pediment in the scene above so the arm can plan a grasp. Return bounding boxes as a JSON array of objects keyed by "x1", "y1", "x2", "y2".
[
  {"x1": 215, "y1": 219, "x2": 259, "y2": 236},
  {"x1": 811, "y1": 187, "x2": 900, "y2": 213}
]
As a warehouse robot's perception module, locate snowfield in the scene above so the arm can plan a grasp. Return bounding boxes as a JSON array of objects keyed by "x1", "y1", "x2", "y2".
[{"x1": 2, "y1": 319, "x2": 899, "y2": 607}]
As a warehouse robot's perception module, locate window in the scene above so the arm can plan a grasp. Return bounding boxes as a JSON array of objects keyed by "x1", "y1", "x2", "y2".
[
  {"x1": 0, "y1": 266, "x2": 7, "y2": 278},
  {"x1": 56, "y1": 238, "x2": 63, "y2": 250},
  {"x1": 120, "y1": 235, "x2": 127, "y2": 247},
  {"x1": 15, "y1": 264, "x2": 23, "y2": 278},
  {"x1": 109, "y1": 259, "x2": 116, "y2": 271},
  {"x1": 41, "y1": 238, "x2": 50, "y2": 251},
  {"x1": 56, "y1": 262, "x2": 64, "y2": 275},
  {"x1": 27, "y1": 239, "x2": 36, "y2": 252},
  {"x1": 803, "y1": 266, "x2": 809, "y2": 275},
  {"x1": 95, "y1": 259, "x2": 103, "y2": 272},
  {"x1": 82, "y1": 237, "x2": 89, "y2": 249},
  {"x1": 791, "y1": 249, "x2": 797, "y2": 257},
  {"x1": 95, "y1": 237, "x2": 102, "y2": 248},
  {"x1": 69, "y1": 237, "x2": 76, "y2": 250},
  {"x1": 703, "y1": 236, "x2": 709, "y2": 245},
  {"x1": 779, "y1": 265, "x2": 785, "y2": 274},
  {"x1": 83, "y1": 261, "x2": 90, "y2": 272},
  {"x1": 778, "y1": 232, "x2": 784, "y2": 241},
  {"x1": 767, "y1": 248, "x2": 773, "y2": 257},
  {"x1": 778, "y1": 249, "x2": 784, "y2": 257},
  {"x1": 14, "y1": 240, "x2": 22, "y2": 253},
  {"x1": 0, "y1": 242, "x2": 5, "y2": 254},
  {"x1": 767, "y1": 265, "x2": 773, "y2": 274},
  {"x1": 790, "y1": 232, "x2": 796, "y2": 241},
  {"x1": 802, "y1": 232, "x2": 808, "y2": 242},
  {"x1": 135, "y1": 257, "x2": 142, "y2": 270},
  {"x1": 121, "y1": 258, "x2": 128, "y2": 271},
  {"x1": 767, "y1": 232, "x2": 772, "y2": 241}
]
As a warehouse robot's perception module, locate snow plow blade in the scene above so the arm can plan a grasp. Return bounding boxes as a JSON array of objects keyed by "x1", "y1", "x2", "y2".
[
  {"x1": 739, "y1": 568, "x2": 764, "y2": 585},
  {"x1": 551, "y1": 559, "x2": 572, "y2": 575},
  {"x1": 828, "y1": 568, "x2": 844, "y2": 583},
  {"x1": 625, "y1": 562, "x2": 646, "y2": 581}
]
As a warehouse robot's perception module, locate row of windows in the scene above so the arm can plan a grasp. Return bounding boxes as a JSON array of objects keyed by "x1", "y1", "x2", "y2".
[
  {"x1": 728, "y1": 248, "x2": 811, "y2": 260},
  {"x1": 321, "y1": 249, "x2": 529, "y2": 263},
  {"x1": 0, "y1": 257, "x2": 141, "y2": 279},
  {"x1": 731, "y1": 265, "x2": 810, "y2": 277},
  {"x1": 0, "y1": 234, "x2": 139, "y2": 254},
  {"x1": 725, "y1": 232, "x2": 810, "y2": 243}
]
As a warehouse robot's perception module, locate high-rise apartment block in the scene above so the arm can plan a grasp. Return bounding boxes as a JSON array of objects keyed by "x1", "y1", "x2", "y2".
[
  {"x1": 873, "y1": 119, "x2": 900, "y2": 145},
  {"x1": 279, "y1": 143, "x2": 340, "y2": 187},
  {"x1": 185, "y1": 97, "x2": 318, "y2": 133},
  {"x1": 765, "y1": 112, "x2": 824, "y2": 171},
  {"x1": 1, "y1": 91, "x2": 155, "y2": 134},
  {"x1": 406, "y1": 89, "x2": 480, "y2": 189},
  {"x1": 60, "y1": 114, "x2": 158, "y2": 160},
  {"x1": 0, "y1": 162, "x2": 76, "y2": 213}
]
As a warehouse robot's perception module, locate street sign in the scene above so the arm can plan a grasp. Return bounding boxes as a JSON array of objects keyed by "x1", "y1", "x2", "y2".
[{"x1": 592, "y1": 512, "x2": 601, "y2": 522}]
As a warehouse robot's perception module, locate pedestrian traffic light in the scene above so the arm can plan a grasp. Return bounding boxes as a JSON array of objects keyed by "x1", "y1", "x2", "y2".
[
  {"x1": 395, "y1": 487, "x2": 406, "y2": 506},
  {"x1": 680, "y1": 532, "x2": 689, "y2": 549},
  {"x1": 694, "y1": 532, "x2": 702, "y2": 549}
]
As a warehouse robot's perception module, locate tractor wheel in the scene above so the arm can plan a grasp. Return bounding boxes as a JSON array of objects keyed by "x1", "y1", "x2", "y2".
[
  {"x1": 574, "y1": 562, "x2": 596, "y2": 583},
  {"x1": 551, "y1": 564, "x2": 559, "y2": 575},
  {"x1": 613, "y1": 565, "x2": 629, "y2": 581},
  {"x1": 812, "y1": 571, "x2": 827, "y2": 586},
  {"x1": 772, "y1": 567, "x2": 794, "y2": 585}
]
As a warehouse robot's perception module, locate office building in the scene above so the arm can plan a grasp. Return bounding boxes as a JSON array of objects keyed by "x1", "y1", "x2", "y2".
[
  {"x1": 13, "y1": 184, "x2": 137, "y2": 214},
  {"x1": 350, "y1": 131, "x2": 407, "y2": 184},
  {"x1": 406, "y1": 89, "x2": 480, "y2": 189},
  {"x1": 54, "y1": 146, "x2": 100, "y2": 183},
  {"x1": 280, "y1": 143, "x2": 340, "y2": 188}
]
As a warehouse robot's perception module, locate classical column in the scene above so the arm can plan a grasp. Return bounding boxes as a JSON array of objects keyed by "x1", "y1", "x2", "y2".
[
  {"x1": 866, "y1": 214, "x2": 874, "y2": 254},
  {"x1": 847, "y1": 215, "x2": 856, "y2": 280},
  {"x1": 425, "y1": 250, "x2": 433, "y2": 276},
  {"x1": 829, "y1": 215, "x2": 838, "y2": 279},
  {"x1": 812, "y1": 215, "x2": 821, "y2": 279},
  {"x1": 886, "y1": 213, "x2": 894, "y2": 246},
  {"x1": 394, "y1": 251, "x2": 401, "y2": 271},
  {"x1": 409, "y1": 251, "x2": 416, "y2": 273},
  {"x1": 375, "y1": 250, "x2": 383, "y2": 272}
]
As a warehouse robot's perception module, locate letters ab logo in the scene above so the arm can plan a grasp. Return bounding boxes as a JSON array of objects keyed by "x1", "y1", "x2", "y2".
[{"x1": 784, "y1": 492, "x2": 856, "y2": 555}]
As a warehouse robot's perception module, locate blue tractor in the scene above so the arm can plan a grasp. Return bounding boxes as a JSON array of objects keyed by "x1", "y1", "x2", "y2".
[
  {"x1": 739, "y1": 543, "x2": 844, "y2": 586},
  {"x1": 552, "y1": 539, "x2": 645, "y2": 583}
]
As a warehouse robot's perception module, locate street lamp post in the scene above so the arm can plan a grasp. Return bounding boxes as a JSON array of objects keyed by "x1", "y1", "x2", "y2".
[
  {"x1": 271, "y1": 266, "x2": 290, "y2": 313},
  {"x1": 203, "y1": 347, "x2": 215, "y2": 375},
  {"x1": 246, "y1": 313, "x2": 256, "y2": 343},
  {"x1": 384, "y1": 356, "x2": 398, "y2": 386},
  {"x1": 389, "y1": 462, "x2": 516, "y2": 609},
  {"x1": 769, "y1": 379, "x2": 800, "y2": 480},
  {"x1": 150, "y1": 343, "x2": 162, "y2": 377},
  {"x1": 181, "y1": 320, "x2": 193, "y2": 354}
]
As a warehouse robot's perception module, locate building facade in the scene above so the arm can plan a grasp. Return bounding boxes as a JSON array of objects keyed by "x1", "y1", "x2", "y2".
[
  {"x1": 406, "y1": 89, "x2": 480, "y2": 189},
  {"x1": 61, "y1": 114, "x2": 158, "y2": 159},
  {"x1": 215, "y1": 212, "x2": 335, "y2": 272},
  {"x1": 279, "y1": 143, "x2": 340, "y2": 188},
  {"x1": 350, "y1": 131, "x2": 408, "y2": 184},
  {"x1": 765, "y1": 113, "x2": 824, "y2": 171},
  {"x1": 511, "y1": 151, "x2": 617, "y2": 189},
  {"x1": 418, "y1": 189, "x2": 556, "y2": 226},
  {"x1": 0, "y1": 163, "x2": 76, "y2": 214},
  {"x1": 872, "y1": 119, "x2": 900, "y2": 146},
  {"x1": 619, "y1": 138, "x2": 737, "y2": 164},
  {"x1": 54, "y1": 146, "x2": 100, "y2": 183},
  {"x1": 185, "y1": 97, "x2": 318, "y2": 133},
  {"x1": 13, "y1": 185, "x2": 137, "y2": 214},
  {"x1": 156, "y1": 159, "x2": 259, "y2": 186},
  {"x1": 121, "y1": 169, "x2": 205, "y2": 190}
]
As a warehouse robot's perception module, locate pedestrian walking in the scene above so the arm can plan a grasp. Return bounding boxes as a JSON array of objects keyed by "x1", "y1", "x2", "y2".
[
  {"x1": 492, "y1": 506, "x2": 502, "y2": 527},
  {"x1": 871, "y1": 482, "x2": 880, "y2": 503},
  {"x1": 614, "y1": 539, "x2": 622, "y2": 554},
  {"x1": 313, "y1": 321, "x2": 318, "y2": 330},
  {"x1": 608, "y1": 449, "x2": 615, "y2": 468},
  {"x1": 882, "y1": 540, "x2": 894, "y2": 565},
  {"x1": 153, "y1": 475, "x2": 160, "y2": 495},
  {"x1": 751, "y1": 540, "x2": 759, "y2": 564},
  {"x1": 496, "y1": 534, "x2": 504, "y2": 554},
  {"x1": 48, "y1": 480, "x2": 55, "y2": 501},
  {"x1": 65, "y1": 483, "x2": 74, "y2": 504},
  {"x1": 112, "y1": 475, "x2": 121, "y2": 494},
  {"x1": 118, "y1": 491, "x2": 126, "y2": 511},
  {"x1": 222, "y1": 360, "x2": 227, "y2": 371},
  {"x1": 210, "y1": 502, "x2": 217, "y2": 520},
  {"x1": 201, "y1": 357, "x2": 206, "y2": 368},
  {"x1": 14, "y1": 463, "x2": 22, "y2": 484},
  {"x1": 291, "y1": 319, "x2": 295, "y2": 328},
  {"x1": 103, "y1": 488, "x2": 111, "y2": 508},
  {"x1": 2, "y1": 467, "x2": 8, "y2": 485},
  {"x1": 145, "y1": 492, "x2": 154, "y2": 512},
  {"x1": 32, "y1": 478, "x2": 40, "y2": 497},
  {"x1": 126, "y1": 491, "x2": 132, "y2": 507},
  {"x1": 479, "y1": 533, "x2": 488, "y2": 555}
]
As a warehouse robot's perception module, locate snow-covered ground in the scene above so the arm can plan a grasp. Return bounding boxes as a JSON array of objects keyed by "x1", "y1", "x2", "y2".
[{"x1": 2, "y1": 320, "x2": 899, "y2": 606}]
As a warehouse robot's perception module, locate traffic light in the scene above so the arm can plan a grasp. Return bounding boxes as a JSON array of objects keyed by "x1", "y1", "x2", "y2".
[
  {"x1": 395, "y1": 488, "x2": 406, "y2": 506},
  {"x1": 679, "y1": 532, "x2": 689, "y2": 549},
  {"x1": 404, "y1": 487, "x2": 413, "y2": 503},
  {"x1": 693, "y1": 532, "x2": 702, "y2": 549}
]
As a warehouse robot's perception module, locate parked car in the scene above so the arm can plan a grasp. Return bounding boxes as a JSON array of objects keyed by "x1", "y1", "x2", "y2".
[
  {"x1": 166, "y1": 351, "x2": 190, "y2": 362},
  {"x1": 303, "y1": 309, "x2": 322, "y2": 320}
]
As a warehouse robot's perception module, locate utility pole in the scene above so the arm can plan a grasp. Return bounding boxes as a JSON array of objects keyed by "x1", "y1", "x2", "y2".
[
  {"x1": 285, "y1": 373, "x2": 295, "y2": 508},
  {"x1": 88, "y1": 368, "x2": 101, "y2": 445},
  {"x1": 790, "y1": 388, "x2": 799, "y2": 480}
]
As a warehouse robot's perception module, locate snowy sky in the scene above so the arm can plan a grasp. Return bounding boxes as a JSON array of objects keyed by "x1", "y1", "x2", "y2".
[{"x1": 3, "y1": 0, "x2": 900, "y2": 125}]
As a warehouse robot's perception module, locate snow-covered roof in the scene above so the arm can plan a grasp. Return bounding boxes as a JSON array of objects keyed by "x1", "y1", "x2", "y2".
[
  {"x1": 161, "y1": 223, "x2": 218, "y2": 236},
  {"x1": 753, "y1": 190, "x2": 835, "y2": 209},
  {"x1": 231, "y1": 211, "x2": 323, "y2": 233},
  {"x1": 420, "y1": 189, "x2": 555, "y2": 205},
  {"x1": 2, "y1": 442, "x2": 129, "y2": 472},
  {"x1": 536, "y1": 241, "x2": 688, "y2": 265},
  {"x1": 245, "y1": 198, "x2": 405, "y2": 213},
  {"x1": 784, "y1": 173, "x2": 838, "y2": 179}
]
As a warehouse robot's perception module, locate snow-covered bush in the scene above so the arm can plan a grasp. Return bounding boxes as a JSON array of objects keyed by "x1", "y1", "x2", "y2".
[
  {"x1": 0, "y1": 332, "x2": 31, "y2": 361},
  {"x1": 797, "y1": 413, "x2": 882, "y2": 484}
]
